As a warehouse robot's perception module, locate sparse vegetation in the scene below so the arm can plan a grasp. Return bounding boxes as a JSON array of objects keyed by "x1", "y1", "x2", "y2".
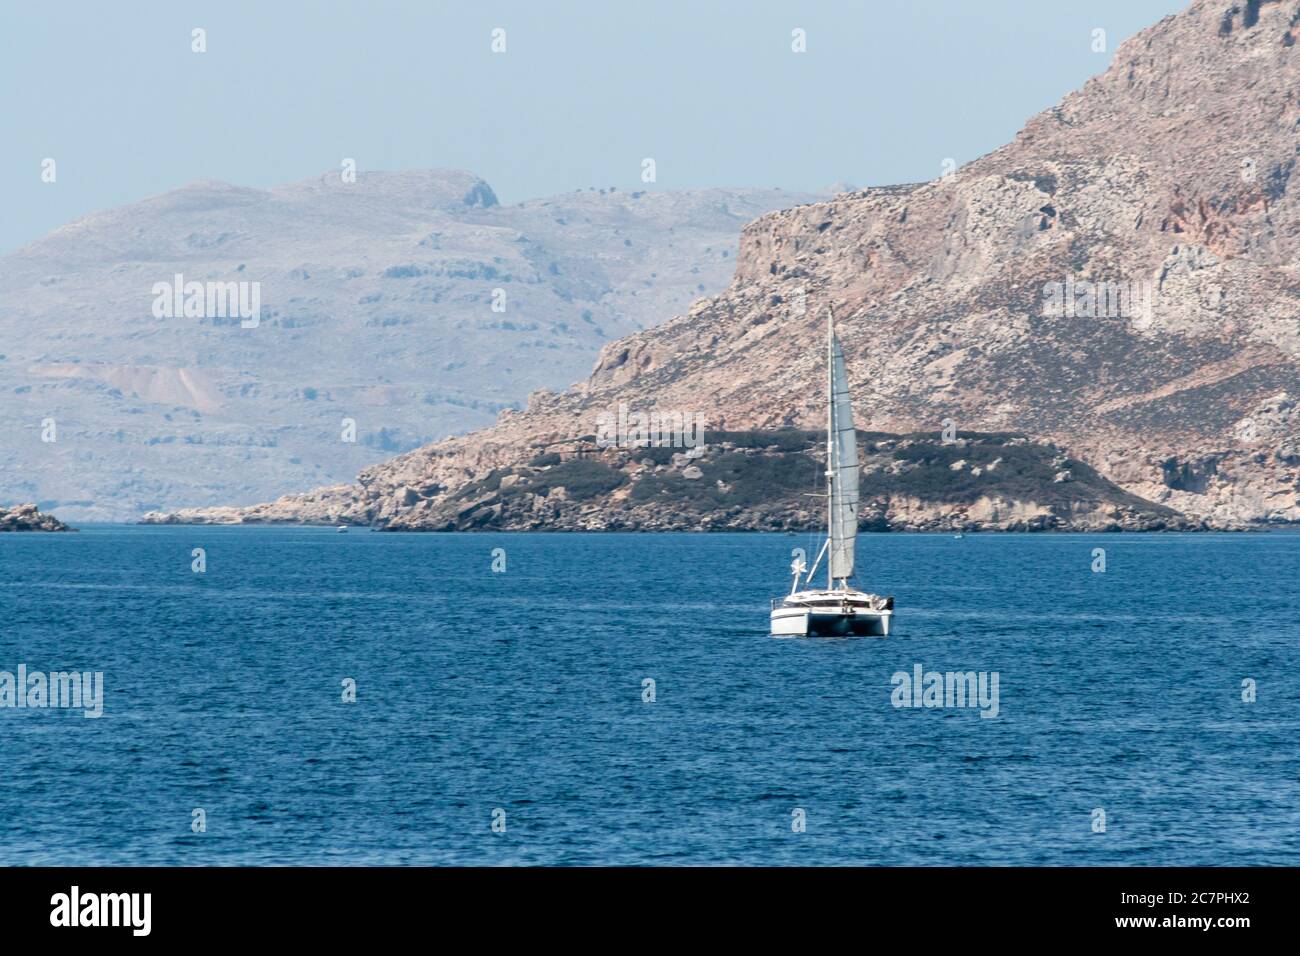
[{"x1": 418, "y1": 429, "x2": 1185, "y2": 531}]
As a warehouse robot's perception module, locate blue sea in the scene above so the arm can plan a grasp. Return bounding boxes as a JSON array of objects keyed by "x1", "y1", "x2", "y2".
[{"x1": 1, "y1": 526, "x2": 1297, "y2": 866}]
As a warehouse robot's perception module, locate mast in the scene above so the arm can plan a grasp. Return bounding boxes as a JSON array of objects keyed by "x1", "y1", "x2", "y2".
[{"x1": 826, "y1": 306, "x2": 835, "y2": 591}]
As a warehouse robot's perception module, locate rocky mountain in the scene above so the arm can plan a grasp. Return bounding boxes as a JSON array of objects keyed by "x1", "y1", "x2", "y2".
[
  {"x1": 0, "y1": 503, "x2": 73, "y2": 532},
  {"x1": 0, "y1": 171, "x2": 821, "y2": 521},
  {"x1": 148, "y1": 0, "x2": 1300, "y2": 531}
]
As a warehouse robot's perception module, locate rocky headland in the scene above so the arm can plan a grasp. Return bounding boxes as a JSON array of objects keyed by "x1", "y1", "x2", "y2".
[
  {"x1": 144, "y1": 1, "x2": 1300, "y2": 532},
  {"x1": 0, "y1": 504, "x2": 74, "y2": 532}
]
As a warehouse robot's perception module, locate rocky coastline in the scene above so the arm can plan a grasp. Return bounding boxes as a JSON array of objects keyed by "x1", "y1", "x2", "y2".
[{"x1": 0, "y1": 504, "x2": 74, "y2": 532}]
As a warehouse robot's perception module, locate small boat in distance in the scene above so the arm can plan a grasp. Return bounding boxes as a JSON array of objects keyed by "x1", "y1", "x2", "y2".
[
  {"x1": 336, "y1": 525, "x2": 348, "y2": 533},
  {"x1": 770, "y1": 308, "x2": 894, "y2": 637}
]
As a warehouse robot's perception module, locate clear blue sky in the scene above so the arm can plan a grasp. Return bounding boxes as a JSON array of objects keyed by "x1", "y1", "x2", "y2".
[{"x1": 0, "y1": 0, "x2": 1186, "y2": 253}]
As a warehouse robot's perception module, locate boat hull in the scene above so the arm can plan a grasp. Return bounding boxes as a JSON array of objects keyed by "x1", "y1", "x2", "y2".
[{"x1": 770, "y1": 607, "x2": 891, "y2": 637}]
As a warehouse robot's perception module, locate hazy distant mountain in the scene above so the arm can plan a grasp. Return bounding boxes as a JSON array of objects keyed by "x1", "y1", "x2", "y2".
[
  {"x1": 148, "y1": 0, "x2": 1300, "y2": 531},
  {"x1": 0, "y1": 171, "x2": 821, "y2": 520}
]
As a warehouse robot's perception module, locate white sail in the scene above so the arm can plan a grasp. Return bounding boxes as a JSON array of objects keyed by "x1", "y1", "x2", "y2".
[{"x1": 827, "y1": 315, "x2": 858, "y2": 582}]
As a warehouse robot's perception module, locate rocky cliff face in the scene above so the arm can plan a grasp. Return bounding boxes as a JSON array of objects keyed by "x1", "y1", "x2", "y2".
[
  {"x1": 144, "y1": 0, "x2": 1300, "y2": 531},
  {"x1": 0, "y1": 171, "x2": 821, "y2": 521},
  {"x1": 0, "y1": 504, "x2": 73, "y2": 532}
]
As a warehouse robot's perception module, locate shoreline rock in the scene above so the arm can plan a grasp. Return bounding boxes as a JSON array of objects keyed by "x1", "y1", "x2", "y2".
[
  {"x1": 0, "y1": 504, "x2": 75, "y2": 532},
  {"x1": 140, "y1": 430, "x2": 1251, "y2": 533}
]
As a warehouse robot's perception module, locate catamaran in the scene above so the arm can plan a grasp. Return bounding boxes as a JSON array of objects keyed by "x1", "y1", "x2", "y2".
[{"x1": 770, "y1": 308, "x2": 894, "y2": 637}]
